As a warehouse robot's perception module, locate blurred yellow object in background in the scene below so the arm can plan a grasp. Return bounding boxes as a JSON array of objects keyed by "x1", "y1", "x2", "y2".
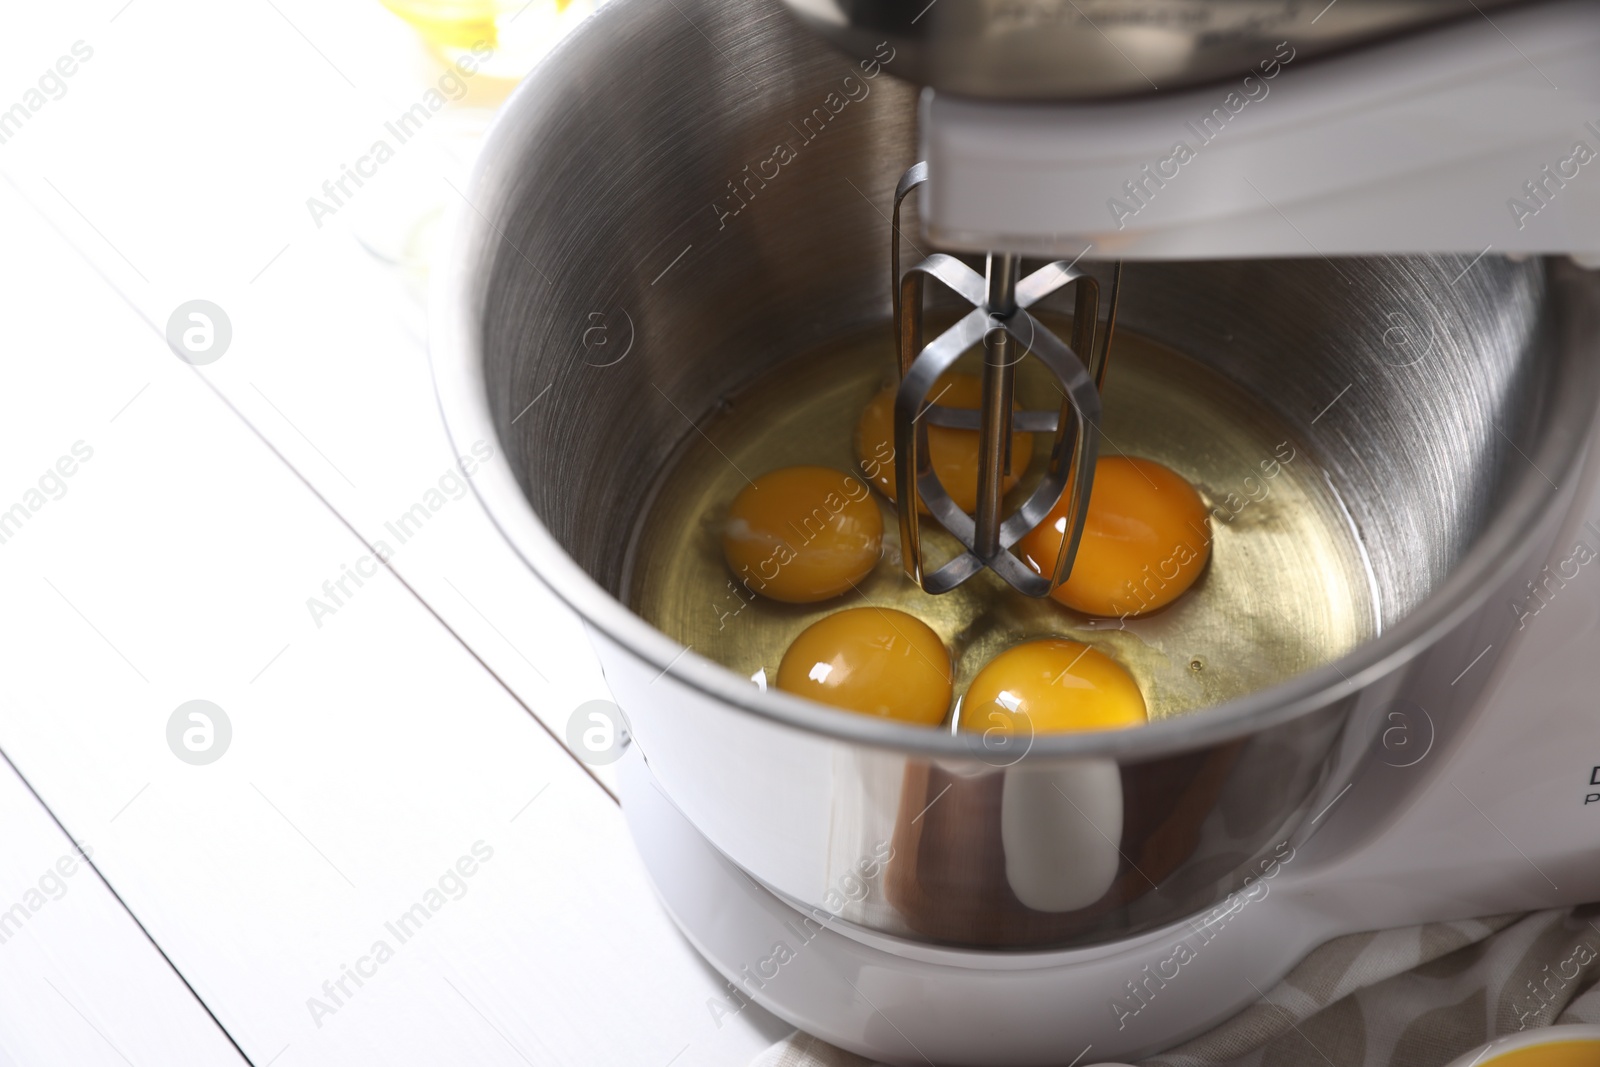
[
  {"x1": 379, "y1": 0, "x2": 593, "y2": 88},
  {"x1": 381, "y1": 0, "x2": 501, "y2": 49},
  {"x1": 380, "y1": 0, "x2": 578, "y2": 50},
  {"x1": 359, "y1": 0, "x2": 596, "y2": 296}
]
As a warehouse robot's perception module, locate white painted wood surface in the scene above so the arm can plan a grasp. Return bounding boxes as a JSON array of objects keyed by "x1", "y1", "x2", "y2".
[{"x1": 0, "y1": 2, "x2": 786, "y2": 1062}]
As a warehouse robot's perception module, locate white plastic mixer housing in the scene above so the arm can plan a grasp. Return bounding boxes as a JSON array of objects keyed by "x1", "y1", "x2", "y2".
[
  {"x1": 920, "y1": 0, "x2": 1600, "y2": 261},
  {"x1": 620, "y1": 3, "x2": 1600, "y2": 1064}
]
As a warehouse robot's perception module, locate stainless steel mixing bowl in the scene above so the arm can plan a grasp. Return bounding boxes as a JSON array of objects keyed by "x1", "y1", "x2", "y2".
[{"x1": 431, "y1": 0, "x2": 1600, "y2": 950}]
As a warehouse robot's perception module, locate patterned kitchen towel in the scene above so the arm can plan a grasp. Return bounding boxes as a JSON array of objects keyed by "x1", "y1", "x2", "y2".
[{"x1": 752, "y1": 904, "x2": 1600, "y2": 1067}]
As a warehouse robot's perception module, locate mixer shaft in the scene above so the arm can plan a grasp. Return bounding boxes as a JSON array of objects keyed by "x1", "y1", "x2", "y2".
[
  {"x1": 890, "y1": 165, "x2": 1116, "y2": 598},
  {"x1": 974, "y1": 254, "x2": 1021, "y2": 560}
]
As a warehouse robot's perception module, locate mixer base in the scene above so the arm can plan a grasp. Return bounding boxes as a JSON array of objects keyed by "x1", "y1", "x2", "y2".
[{"x1": 618, "y1": 746, "x2": 1349, "y2": 1067}]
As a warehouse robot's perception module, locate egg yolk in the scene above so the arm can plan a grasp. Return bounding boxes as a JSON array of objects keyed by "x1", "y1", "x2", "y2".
[
  {"x1": 1017, "y1": 456, "x2": 1210, "y2": 618},
  {"x1": 959, "y1": 638, "x2": 1146, "y2": 734},
  {"x1": 855, "y1": 372, "x2": 1035, "y2": 514},
  {"x1": 777, "y1": 607, "x2": 953, "y2": 725},
  {"x1": 723, "y1": 466, "x2": 883, "y2": 603}
]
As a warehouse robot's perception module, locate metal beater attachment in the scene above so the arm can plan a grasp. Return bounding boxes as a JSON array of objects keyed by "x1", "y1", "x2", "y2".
[{"x1": 890, "y1": 163, "x2": 1121, "y2": 597}]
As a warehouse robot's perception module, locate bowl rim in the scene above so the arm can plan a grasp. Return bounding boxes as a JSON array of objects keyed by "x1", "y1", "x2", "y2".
[
  {"x1": 1442, "y1": 1023, "x2": 1600, "y2": 1067},
  {"x1": 427, "y1": 0, "x2": 1600, "y2": 762}
]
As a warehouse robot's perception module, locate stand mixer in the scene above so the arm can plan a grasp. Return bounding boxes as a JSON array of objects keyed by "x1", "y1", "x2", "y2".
[{"x1": 431, "y1": 1, "x2": 1600, "y2": 1062}]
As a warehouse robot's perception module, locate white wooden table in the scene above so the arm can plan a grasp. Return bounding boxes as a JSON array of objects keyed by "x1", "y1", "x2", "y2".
[{"x1": 0, "y1": 2, "x2": 786, "y2": 1062}]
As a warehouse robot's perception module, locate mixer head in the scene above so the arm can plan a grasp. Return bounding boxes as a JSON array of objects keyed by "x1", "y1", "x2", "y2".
[{"x1": 781, "y1": 0, "x2": 1530, "y2": 100}]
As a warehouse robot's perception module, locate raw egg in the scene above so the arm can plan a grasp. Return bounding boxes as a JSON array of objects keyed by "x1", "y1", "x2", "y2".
[
  {"x1": 855, "y1": 371, "x2": 1035, "y2": 514},
  {"x1": 958, "y1": 638, "x2": 1147, "y2": 734},
  {"x1": 723, "y1": 466, "x2": 883, "y2": 603},
  {"x1": 777, "y1": 607, "x2": 953, "y2": 725},
  {"x1": 1018, "y1": 455, "x2": 1210, "y2": 618}
]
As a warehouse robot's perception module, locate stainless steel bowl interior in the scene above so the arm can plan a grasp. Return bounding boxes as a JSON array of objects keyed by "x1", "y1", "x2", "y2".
[{"x1": 464, "y1": 0, "x2": 1580, "y2": 683}]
